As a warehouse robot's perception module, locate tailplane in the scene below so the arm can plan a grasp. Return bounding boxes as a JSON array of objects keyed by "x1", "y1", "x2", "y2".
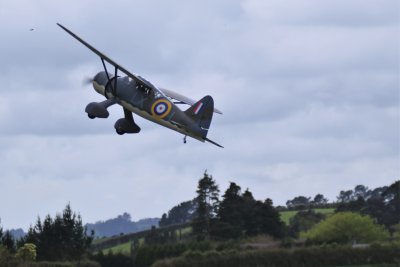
[
  {"x1": 184, "y1": 96, "x2": 223, "y2": 148},
  {"x1": 184, "y1": 95, "x2": 214, "y2": 138}
]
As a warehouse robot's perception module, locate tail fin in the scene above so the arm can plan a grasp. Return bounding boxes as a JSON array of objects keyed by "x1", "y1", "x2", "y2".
[{"x1": 184, "y1": 95, "x2": 214, "y2": 138}]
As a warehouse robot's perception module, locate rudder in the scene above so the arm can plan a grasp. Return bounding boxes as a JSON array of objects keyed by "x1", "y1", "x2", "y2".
[{"x1": 184, "y1": 95, "x2": 214, "y2": 137}]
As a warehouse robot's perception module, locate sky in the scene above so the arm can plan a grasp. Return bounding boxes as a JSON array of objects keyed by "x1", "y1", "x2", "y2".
[{"x1": 0, "y1": 0, "x2": 398, "y2": 230}]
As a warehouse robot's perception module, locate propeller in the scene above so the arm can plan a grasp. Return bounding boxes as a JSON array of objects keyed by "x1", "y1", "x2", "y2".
[{"x1": 82, "y1": 76, "x2": 94, "y2": 86}]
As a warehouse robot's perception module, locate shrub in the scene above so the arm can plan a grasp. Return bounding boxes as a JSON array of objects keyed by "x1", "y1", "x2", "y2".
[{"x1": 302, "y1": 212, "x2": 390, "y2": 245}]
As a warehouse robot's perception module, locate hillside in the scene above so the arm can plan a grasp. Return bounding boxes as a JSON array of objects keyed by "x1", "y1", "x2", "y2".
[{"x1": 86, "y1": 212, "x2": 159, "y2": 238}]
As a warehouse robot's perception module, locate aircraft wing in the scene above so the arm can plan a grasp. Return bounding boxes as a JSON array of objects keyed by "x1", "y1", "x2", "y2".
[
  {"x1": 57, "y1": 23, "x2": 156, "y2": 90},
  {"x1": 160, "y1": 88, "x2": 223, "y2": 115}
]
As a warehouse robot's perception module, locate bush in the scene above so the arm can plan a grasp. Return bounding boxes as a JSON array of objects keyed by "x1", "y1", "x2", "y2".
[
  {"x1": 302, "y1": 212, "x2": 390, "y2": 245},
  {"x1": 151, "y1": 245, "x2": 400, "y2": 267},
  {"x1": 1, "y1": 260, "x2": 101, "y2": 267},
  {"x1": 134, "y1": 241, "x2": 212, "y2": 267}
]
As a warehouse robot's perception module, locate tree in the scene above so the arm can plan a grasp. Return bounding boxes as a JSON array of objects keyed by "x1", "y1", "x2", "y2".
[
  {"x1": 216, "y1": 182, "x2": 244, "y2": 238},
  {"x1": 288, "y1": 209, "x2": 325, "y2": 238},
  {"x1": 337, "y1": 190, "x2": 354, "y2": 203},
  {"x1": 23, "y1": 204, "x2": 94, "y2": 261},
  {"x1": 303, "y1": 212, "x2": 389, "y2": 245},
  {"x1": 311, "y1": 194, "x2": 328, "y2": 206},
  {"x1": 335, "y1": 181, "x2": 399, "y2": 231},
  {"x1": 286, "y1": 196, "x2": 311, "y2": 209},
  {"x1": 159, "y1": 214, "x2": 169, "y2": 228},
  {"x1": 215, "y1": 185, "x2": 285, "y2": 239},
  {"x1": 15, "y1": 243, "x2": 36, "y2": 263},
  {"x1": 252, "y1": 198, "x2": 285, "y2": 238},
  {"x1": 354, "y1": 185, "x2": 369, "y2": 199},
  {"x1": 159, "y1": 199, "x2": 197, "y2": 227},
  {"x1": 1, "y1": 230, "x2": 15, "y2": 253},
  {"x1": 192, "y1": 171, "x2": 219, "y2": 239},
  {"x1": 380, "y1": 180, "x2": 400, "y2": 229}
]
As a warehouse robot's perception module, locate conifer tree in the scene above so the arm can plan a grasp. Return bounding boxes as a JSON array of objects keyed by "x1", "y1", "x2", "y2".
[
  {"x1": 23, "y1": 204, "x2": 93, "y2": 261},
  {"x1": 193, "y1": 171, "x2": 219, "y2": 239}
]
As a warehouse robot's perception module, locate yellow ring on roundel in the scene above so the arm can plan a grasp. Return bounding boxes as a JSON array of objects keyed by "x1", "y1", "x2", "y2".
[{"x1": 151, "y1": 99, "x2": 172, "y2": 119}]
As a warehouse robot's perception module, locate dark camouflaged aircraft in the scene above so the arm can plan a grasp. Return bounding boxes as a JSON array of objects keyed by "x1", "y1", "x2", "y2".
[{"x1": 57, "y1": 23, "x2": 223, "y2": 147}]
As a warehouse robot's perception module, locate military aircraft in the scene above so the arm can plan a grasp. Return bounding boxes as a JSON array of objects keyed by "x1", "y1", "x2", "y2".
[{"x1": 57, "y1": 23, "x2": 223, "y2": 148}]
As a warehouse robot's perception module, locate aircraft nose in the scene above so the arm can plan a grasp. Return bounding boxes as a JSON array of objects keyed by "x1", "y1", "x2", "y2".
[
  {"x1": 92, "y1": 71, "x2": 110, "y2": 96},
  {"x1": 93, "y1": 71, "x2": 109, "y2": 86}
]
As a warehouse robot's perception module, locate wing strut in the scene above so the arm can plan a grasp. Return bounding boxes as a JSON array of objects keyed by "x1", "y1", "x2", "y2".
[{"x1": 100, "y1": 55, "x2": 119, "y2": 96}]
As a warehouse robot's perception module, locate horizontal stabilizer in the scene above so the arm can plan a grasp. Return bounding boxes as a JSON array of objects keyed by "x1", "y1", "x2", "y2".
[{"x1": 204, "y1": 138, "x2": 224, "y2": 148}]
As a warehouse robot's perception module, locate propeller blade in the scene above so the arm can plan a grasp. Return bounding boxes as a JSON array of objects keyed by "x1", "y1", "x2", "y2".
[{"x1": 82, "y1": 76, "x2": 94, "y2": 86}]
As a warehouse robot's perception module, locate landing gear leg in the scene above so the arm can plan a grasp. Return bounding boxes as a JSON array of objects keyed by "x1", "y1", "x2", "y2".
[{"x1": 183, "y1": 136, "x2": 187, "y2": 144}]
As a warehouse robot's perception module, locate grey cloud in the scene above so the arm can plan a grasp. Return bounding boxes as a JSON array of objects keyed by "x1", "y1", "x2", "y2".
[{"x1": 0, "y1": 0, "x2": 398, "y2": 230}]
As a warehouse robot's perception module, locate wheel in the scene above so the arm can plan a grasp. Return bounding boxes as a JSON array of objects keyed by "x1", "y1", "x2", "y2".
[
  {"x1": 116, "y1": 129, "x2": 125, "y2": 135},
  {"x1": 88, "y1": 114, "x2": 95, "y2": 119}
]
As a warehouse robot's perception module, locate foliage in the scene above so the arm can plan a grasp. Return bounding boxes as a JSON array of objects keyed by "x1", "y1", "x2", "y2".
[
  {"x1": 214, "y1": 183, "x2": 284, "y2": 239},
  {"x1": 91, "y1": 251, "x2": 133, "y2": 267},
  {"x1": 286, "y1": 196, "x2": 311, "y2": 209},
  {"x1": 159, "y1": 199, "x2": 197, "y2": 227},
  {"x1": 101, "y1": 241, "x2": 132, "y2": 255},
  {"x1": 0, "y1": 245, "x2": 12, "y2": 267},
  {"x1": 15, "y1": 243, "x2": 37, "y2": 263},
  {"x1": 392, "y1": 224, "x2": 400, "y2": 244},
  {"x1": 288, "y1": 209, "x2": 325, "y2": 238},
  {"x1": 335, "y1": 181, "x2": 400, "y2": 230},
  {"x1": 286, "y1": 194, "x2": 333, "y2": 210},
  {"x1": 21, "y1": 261, "x2": 100, "y2": 267},
  {"x1": 1, "y1": 231, "x2": 15, "y2": 253},
  {"x1": 303, "y1": 212, "x2": 390, "y2": 245},
  {"x1": 151, "y1": 245, "x2": 400, "y2": 267},
  {"x1": 192, "y1": 171, "x2": 220, "y2": 239},
  {"x1": 86, "y1": 213, "x2": 159, "y2": 238},
  {"x1": 23, "y1": 204, "x2": 94, "y2": 261},
  {"x1": 133, "y1": 241, "x2": 211, "y2": 267}
]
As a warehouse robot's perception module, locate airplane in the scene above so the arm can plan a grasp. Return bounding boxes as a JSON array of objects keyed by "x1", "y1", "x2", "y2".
[{"x1": 57, "y1": 23, "x2": 223, "y2": 148}]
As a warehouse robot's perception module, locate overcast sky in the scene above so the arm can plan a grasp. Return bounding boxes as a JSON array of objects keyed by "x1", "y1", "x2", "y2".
[{"x1": 0, "y1": 0, "x2": 398, "y2": 230}]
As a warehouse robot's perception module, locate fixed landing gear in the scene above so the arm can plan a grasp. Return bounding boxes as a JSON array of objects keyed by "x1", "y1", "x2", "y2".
[
  {"x1": 183, "y1": 136, "x2": 187, "y2": 144},
  {"x1": 116, "y1": 129, "x2": 125, "y2": 135},
  {"x1": 88, "y1": 114, "x2": 95, "y2": 119}
]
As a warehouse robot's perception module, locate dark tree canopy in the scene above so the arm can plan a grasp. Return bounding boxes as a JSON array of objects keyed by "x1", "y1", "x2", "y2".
[
  {"x1": 288, "y1": 209, "x2": 326, "y2": 238},
  {"x1": 192, "y1": 171, "x2": 220, "y2": 239},
  {"x1": 214, "y1": 183, "x2": 284, "y2": 239},
  {"x1": 159, "y1": 199, "x2": 197, "y2": 227},
  {"x1": 312, "y1": 194, "x2": 328, "y2": 205},
  {"x1": 23, "y1": 204, "x2": 93, "y2": 261},
  {"x1": 1, "y1": 230, "x2": 15, "y2": 253},
  {"x1": 335, "y1": 181, "x2": 400, "y2": 231},
  {"x1": 286, "y1": 196, "x2": 311, "y2": 209}
]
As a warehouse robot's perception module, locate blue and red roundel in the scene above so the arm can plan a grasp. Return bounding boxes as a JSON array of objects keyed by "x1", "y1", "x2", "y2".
[{"x1": 151, "y1": 99, "x2": 172, "y2": 119}]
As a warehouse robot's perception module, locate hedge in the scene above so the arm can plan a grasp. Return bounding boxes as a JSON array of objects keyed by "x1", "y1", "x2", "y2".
[{"x1": 152, "y1": 245, "x2": 400, "y2": 267}]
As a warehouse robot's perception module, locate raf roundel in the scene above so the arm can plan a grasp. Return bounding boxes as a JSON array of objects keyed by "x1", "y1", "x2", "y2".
[{"x1": 151, "y1": 99, "x2": 172, "y2": 119}]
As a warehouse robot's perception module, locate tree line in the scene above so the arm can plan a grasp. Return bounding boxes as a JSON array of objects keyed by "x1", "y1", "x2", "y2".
[
  {"x1": 0, "y1": 204, "x2": 96, "y2": 266},
  {"x1": 160, "y1": 171, "x2": 285, "y2": 241},
  {"x1": 159, "y1": 175, "x2": 399, "y2": 240}
]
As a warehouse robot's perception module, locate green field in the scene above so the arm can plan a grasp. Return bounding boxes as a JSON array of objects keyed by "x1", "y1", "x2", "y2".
[
  {"x1": 95, "y1": 209, "x2": 335, "y2": 253},
  {"x1": 102, "y1": 241, "x2": 131, "y2": 255},
  {"x1": 280, "y1": 208, "x2": 335, "y2": 225}
]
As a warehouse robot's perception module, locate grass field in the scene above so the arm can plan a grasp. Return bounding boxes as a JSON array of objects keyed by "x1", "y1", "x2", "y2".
[
  {"x1": 102, "y1": 241, "x2": 132, "y2": 255},
  {"x1": 279, "y1": 208, "x2": 335, "y2": 225}
]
